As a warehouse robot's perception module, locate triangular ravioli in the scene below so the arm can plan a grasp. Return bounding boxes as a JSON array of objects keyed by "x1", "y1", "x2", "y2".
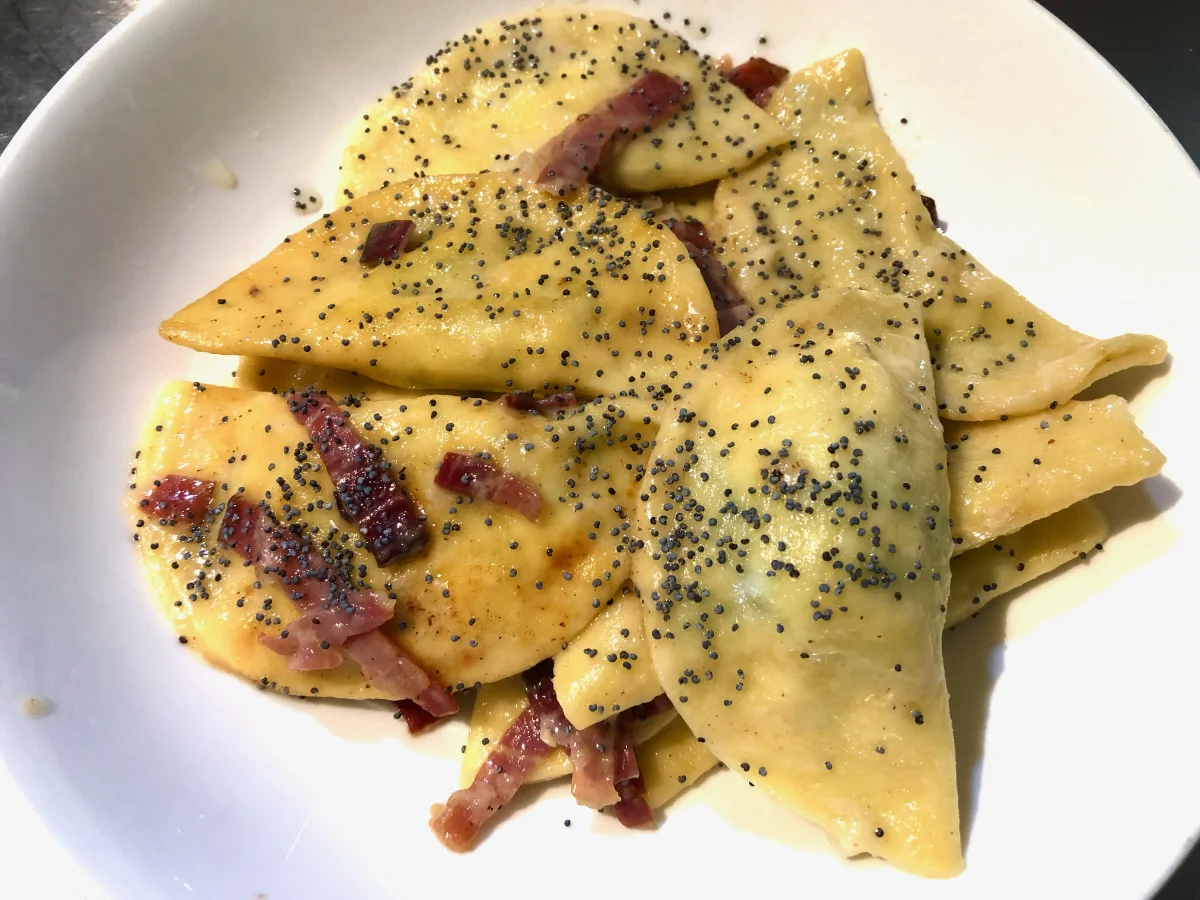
[
  {"x1": 131, "y1": 381, "x2": 654, "y2": 695},
  {"x1": 710, "y1": 49, "x2": 1165, "y2": 420},
  {"x1": 637, "y1": 287, "x2": 963, "y2": 877},
  {"x1": 161, "y1": 173, "x2": 715, "y2": 396},
  {"x1": 338, "y1": 8, "x2": 787, "y2": 197},
  {"x1": 944, "y1": 396, "x2": 1164, "y2": 552}
]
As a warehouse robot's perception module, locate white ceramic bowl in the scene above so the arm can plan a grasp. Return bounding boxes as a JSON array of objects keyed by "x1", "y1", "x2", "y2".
[{"x1": 1, "y1": 1, "x2": 1197, "y2": 897}]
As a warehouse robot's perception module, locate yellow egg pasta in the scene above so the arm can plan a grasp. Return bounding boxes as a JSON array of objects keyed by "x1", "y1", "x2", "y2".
[
  {"x1": 338, "y1": 9, "x2": 787, "y2": 197},
  {"x1": 945, "y1": 396, "x2": 1163, "y2": 553},
  {"x1": 710, "y1": 49, "x2": 1166, "y2": 421},
  {"x1": 552, "y1": 585, "x2": 662, "y2": 729},
  {"x1": 947, "y1": 500, "x2": 1108, "y2": 627},
  {"x1": 161, "y1": 173, "x2": 715, "y2": 397},
  {"x1": 637, "y1": 288, "x2": 963, "y2": 877}
]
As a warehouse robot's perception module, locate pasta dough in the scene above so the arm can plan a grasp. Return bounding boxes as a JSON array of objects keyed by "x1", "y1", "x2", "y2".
[
  {"x1": 945, "y1": 396, "x2": 1163, "y2": 552},
  {"x1": 552, "y1": 586, "x2": 661, "y2": 729},
  {"x1": 637, "y1": 287, "x2": 963, "y2": 877},
  {"x1": 947, "y1": 501, "x2": 1108, "y2": 627},
  {"x1": 130, "y1": 381, "x2": 654, "y2": 694},
  {"x1": 339, "y1": 9, "x2": 787, "y2": 197},
  {"x1": 233, "y1": 356, "x2": 419, "y2": 403},
  {"x1": 711, "y1": 49, "x2": 1166, "y2": 420},
  {"x1": 161, "y1": 173, "x2": 716, "y2": 397}
]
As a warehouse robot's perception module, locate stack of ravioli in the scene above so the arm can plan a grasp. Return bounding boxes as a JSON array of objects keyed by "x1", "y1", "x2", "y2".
[{"x1": 132, "y1": 8, "x2": 1166, "y2": 877}]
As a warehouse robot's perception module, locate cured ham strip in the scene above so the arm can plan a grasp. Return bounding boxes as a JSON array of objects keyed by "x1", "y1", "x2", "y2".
[
  {"x1": 611, "y1": 775, "x2": 653, "y2": 827},
  {"x1": 360, "y1": 219, "x2": 416, "y2": 267},
  {"x1": 218, "y1": 494, "x2": 391, "y2": 663},
  {"x1": 523, "y1": 664, "x2": 620, "y2": 810},
  {"x1": 667, "y1": 218, "x2": 750, "y2": 336},
  {"x1": 261, "y1": 602, "x2": 393, "y2": 671},
  {"x1": 433, "y1": 452, "x2": 542, "y2": 520},
  {"x1": 429, "y1": 705, "x2": 551, "y2": 851},
  {"x1": 141, "y1": 475, "x2": 215, "y2": 525},
  {"x1": 532, "y1": 71, "x2": 689, "y2": 192},
  {"x1": 503, "y1": 390, "x2": 578, "y2": 414},
  {"x1": 218, "y1": 494, "x2": 454, "y2": 715},
  {"x1": 289, "y1": 389, "x2": 427, "y2": 566},
  {"x1": 343, "y1": 629, "x2": 458, "y2": 717},
  {"x1": 432, "y1": 667, "x2": 665, "y2": 848},
  {"x1": 609, "y1": 708, "x2": 654, "y2": 827},
  {"x1": 727, "y1": 57, "x2": 789, "y2": 107},
  {"x1": 395, "y1": 699, "x2": 439, "y2": 735}
]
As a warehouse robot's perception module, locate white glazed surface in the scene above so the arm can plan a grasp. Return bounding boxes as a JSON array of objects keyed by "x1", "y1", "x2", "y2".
[{"x1": 0, "y1": 0, "x2": 1197, "y2": 897}]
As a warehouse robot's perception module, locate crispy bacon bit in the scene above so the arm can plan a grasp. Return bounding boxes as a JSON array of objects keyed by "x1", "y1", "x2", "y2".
[
  {"x1": 432, "y1": 668, "x2": 666, "y2": 848},
  {"x1": 921, "y1": 194, "x2": 939, "y2": 226},
  {"x1": 523, "y1": 664, "x2": 620, "y2": 809},
  {"x1": 609, "y1": 710, "x2": 654, "y2": 827},
  {"x1": 612, "y1": 775, "x2": 654, "y2": 827},
  {"x1": 667, "y1": 218, "x2": 750, "y2": 336},
  {"x1": 142, "y1": 475, "x2": 215, "y2": 525},
  {"x1": 260, "y1": 601, "x2": 393, "y2": 670},
  {"x1": 430, "y1": 705, "x2": 551, "y2": 851},
  {"x1": 220, "y1": 495, "x2": 390, "y2": 659},
  {"x1": 219, "y1": 495, "x2": 453, "y2": 714},
  {"x1": 531, "y1": 71, "x2": 689, "y2": 193},
  {"x1": 343, "y1": 629, "x2": 458, "y2": 717},
  {"x1": 289, "y1": 390, "x2": 427, "y2": 565},
  {"x1": 396, "y1": 699, "x2": 439, "y2": 734},
  {"x1": 434, "y1": 452, "x2": 542, "y2": 520},
  {"x1": 727, "y1": 57, "x2": 789, "y2": 107},
  {"x1": 360, "y1": 219, "x2": 415, "y2": 267},
  {"x1": 503, "y1": 391, "x2": 578, "y2": 414}
]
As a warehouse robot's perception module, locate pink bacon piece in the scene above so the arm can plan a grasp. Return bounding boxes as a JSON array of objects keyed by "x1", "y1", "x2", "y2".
[
  {"x1": 395, "y1": 699, "x2": 439, "y2": 735},
  {"x1": 609, "y1": 714, "x2": 653, "y2": 827},
  {"x1": 289, "y1": 389, "x2": 427, "y2": 566},
  {"x1": 503, "y1": 391, "x2": 578, "y2": 414},
  {"x1": 360, "y1": 219, "x2": 416, "y2": 268},
  {"x1": 531, "y1": 70, "x2": 689, "y2": 193},
  {"x1": 429, "y1": 705, "x2": 551, "y2": 851},
  {"x1": 523, "y1": 664, "x2": 620, "y2": 810},
  {"x1": 727, "y1": 57, "x2": 789, "y2": 108},
  {"x1": 141, "y1": 475, "x2": 215, "y2": 525},
  {"x1": 430, "y1": 668, "x2": 668, "y2": 849},
  {"x1": 219, "y1": 494, "x2": 455, "y2": 716},
  {"x1": 343, "y1": 629, "x2": 458, "y2": 717},
  {"x1": 433, "y1": 452, "x2": 542, "y2": 521},
  {"x1": 667, "y1": 217, "x2": 751, "y2": 336}
]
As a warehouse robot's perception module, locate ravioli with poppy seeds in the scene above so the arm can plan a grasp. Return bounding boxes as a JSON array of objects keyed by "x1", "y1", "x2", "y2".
[
  {"x1": 711, "y1": 49, "x2": 1166, "y2": 420},
  {"x1": 130, "y1": 381, "x2": 654, "y2": 695},
  {"x1": 130, "y1": 7, "x2": 1175, "y2": 869},
  {"x1": 338, "y1": 8, "x2": 787, "y2": 198},
  {"x1": 161, "y1": 173, "x2": 715, "y2": 397},
  {"x1": 637, "y1": 287, "x2": 963, "y2": 877}
]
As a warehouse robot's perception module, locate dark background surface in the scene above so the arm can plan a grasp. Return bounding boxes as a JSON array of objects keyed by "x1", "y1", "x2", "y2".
[{"x1": 0, "y1": 0, "x2": 1197, "y2": 895}]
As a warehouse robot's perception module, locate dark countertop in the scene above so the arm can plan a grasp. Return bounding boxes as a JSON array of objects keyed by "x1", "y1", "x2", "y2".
[{"x1": 1, "y1": 0, "x2": 1196, "y2": 896}]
